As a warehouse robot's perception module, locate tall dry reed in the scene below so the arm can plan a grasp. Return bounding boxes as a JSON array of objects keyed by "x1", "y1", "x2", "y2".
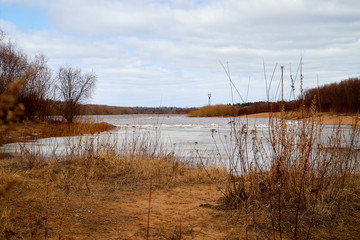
[{"x1": 217, "y1": 62, "x2": 359, "y2": 239}]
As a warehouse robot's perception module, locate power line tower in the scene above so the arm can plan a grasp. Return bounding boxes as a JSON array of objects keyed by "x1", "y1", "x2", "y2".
[{"x1": 208, "y1": 93, "x2": 212, "y2": 105}]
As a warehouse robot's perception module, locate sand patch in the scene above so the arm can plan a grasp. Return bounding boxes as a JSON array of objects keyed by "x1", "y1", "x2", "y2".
[{"x1": 239, "y1": 112, "x2": 358, "y2": 125}]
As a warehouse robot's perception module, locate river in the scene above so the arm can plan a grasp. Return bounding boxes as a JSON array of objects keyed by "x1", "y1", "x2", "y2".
[{"x1": 1, "y1": 114, "x2": 355, "y2": 166}]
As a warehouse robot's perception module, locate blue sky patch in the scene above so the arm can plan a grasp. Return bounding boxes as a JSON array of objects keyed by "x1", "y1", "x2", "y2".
[{"x1": 0, "y1": 4, "x2": 48, "y2": 30}]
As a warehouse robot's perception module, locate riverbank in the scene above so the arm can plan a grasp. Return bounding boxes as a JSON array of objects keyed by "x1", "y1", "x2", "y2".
[
  {"x1": 0, "y1": 153, "x2": 230, "y2": 239},
  {"x1": 1, "y1": 115, "x2": 360, "y2": 239},
  {"x1": 239, "y1": 112, "x2": 359, "y2": 125},
  {"x1": 0, "y1": 120, "x2": 116, "y2": 145},
  {"x1": 1, "y1": 154, "x2": 359, "y2": 239}
]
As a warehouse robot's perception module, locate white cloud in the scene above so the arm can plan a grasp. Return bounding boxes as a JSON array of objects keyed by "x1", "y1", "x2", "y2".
[{"x1": 1, "y1": 0, "x2": 359, "y2": 106}]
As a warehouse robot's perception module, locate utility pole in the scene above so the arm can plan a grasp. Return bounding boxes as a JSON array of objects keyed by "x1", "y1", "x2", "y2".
[
  {"x1": 208, "y1": 93, "x2": 212, "y2": 105},
  {"x1": 281, "y1": 66, "x2": 284, "y2": 103}
]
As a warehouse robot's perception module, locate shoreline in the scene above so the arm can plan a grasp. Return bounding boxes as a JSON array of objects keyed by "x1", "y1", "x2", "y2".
[
  {"x1": 239, "y1": 112, "x2": 359, "y2": 125},
  {"x1": 0, "y1": 121, "x2": 116, "y2": 145}
]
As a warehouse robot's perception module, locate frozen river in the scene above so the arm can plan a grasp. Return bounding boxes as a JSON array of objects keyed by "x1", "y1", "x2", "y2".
[{"x1": 1, "y1": 114, "x2": 355, "y2": 165}]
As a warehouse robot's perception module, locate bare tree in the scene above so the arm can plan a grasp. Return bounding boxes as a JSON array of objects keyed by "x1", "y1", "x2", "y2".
[
  {"x1": 20, "y1": 54, "x2": 53, "y2": 120},
  {"x1": 0, "y1": 41, "x2": 28, "y2": 94},
  {"x1": 0, "y1": 29, "x2": 55, "y2": 121},
  {"x1": 0, "y1": 38, "x2": 54, "y2": 120},
  {"x1": 56, "y1": 66, "x2": 97, "y2": 123}
]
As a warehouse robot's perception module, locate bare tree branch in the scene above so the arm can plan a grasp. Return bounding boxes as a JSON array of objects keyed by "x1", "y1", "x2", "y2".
[{"x1": 56, "y1": 66, "x2": 97, "y2": 122}]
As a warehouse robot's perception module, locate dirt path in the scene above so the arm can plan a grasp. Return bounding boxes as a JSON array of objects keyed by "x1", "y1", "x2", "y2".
[{"x1": 59, "y1": 184, "x2": 240, "y2": 240}]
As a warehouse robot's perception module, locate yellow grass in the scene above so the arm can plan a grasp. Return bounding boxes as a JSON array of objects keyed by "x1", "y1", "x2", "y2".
[
  {"x1": 1, "y1": 120, "x2": 116, "y2": 145},
  {"x1": 222, "y1": 106, "x2": 360, "y2": 239},
  {"x1": 1, "y1": 109, "x2": 359, "y2": 239},
  {"x1": 1, "y1": 149, "x2": 359, "y2": 239},
  {"x1": 240, "y1": 111, "x2": 359, "y2": 125},
  {"x1": 188, "y1": 105, "x2": 236, "y2": 117},
  {"x1": 0, "y1": 151, "x2": 229, "y2": 239}
]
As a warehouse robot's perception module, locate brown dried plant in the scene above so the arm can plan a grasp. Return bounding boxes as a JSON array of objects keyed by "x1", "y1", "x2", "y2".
[
  {"x1": 0, "y1": 78, "x2": 25, "y2": 126},
  {"x1": 219, "y1": 63, "x2": 360, "y2": 239}
]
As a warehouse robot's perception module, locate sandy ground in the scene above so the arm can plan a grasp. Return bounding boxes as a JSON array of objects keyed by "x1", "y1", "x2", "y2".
[
  {"x1": 56, "y1": 184, "x2": 246, "y2": 240},
  {"x1": 239, "y1": 112, "x2": 359, "y2": 125},
  {"x1": 4, "y1": 174, "x2": 359, "y2": 240}
]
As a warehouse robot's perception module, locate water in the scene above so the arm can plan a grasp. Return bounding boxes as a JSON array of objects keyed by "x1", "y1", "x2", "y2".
[
  {"x1": 0, "y1": 115, "x2": 265, "y2": 159},
  {"x1": 1, "y1": 114, "x2": 355, "y2": 165},
  {"x1": 82, "y1": 114, "x2": 270, "y2": 149}
]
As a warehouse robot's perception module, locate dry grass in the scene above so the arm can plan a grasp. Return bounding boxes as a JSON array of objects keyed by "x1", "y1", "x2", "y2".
[
  {"x1": 1, "y1": 120, "x2": 116, "y2": 145},
  {"x1": 1, "y1": 111, "x2": 359, "y2": 239},
  {"x1": 240, "y1": 111, "x2": 359, "y2": 125},
  {"x1": 2, "y1": 109, "x2": 358, "y2": 239},
  {"x1": 188, "y1": 104, "x2": 236, "y2": 117},
  {"x1": 1, "y1": 74, "x2": 360, "y2": 239},
  {"x1": 218, "y1": 103, "x2": 360, "y2": 239},
  {"x1": 0, "y1": 136, "x2": 228, "y2": 239}
]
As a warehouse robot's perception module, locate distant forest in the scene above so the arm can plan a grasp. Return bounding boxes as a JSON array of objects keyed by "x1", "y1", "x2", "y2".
[
  {"x1": 237, "y1": 77, "x2": 360, "y2": 115},
  {"x1": 46, "y1": 101, "x2": 196, "y2": 116},
  {"x1": 74, "y1": 77, "x2": 359, "y2": 116},
  {"x1": 304, "y1": 77, "x2": 360, "y2": 113},
  {"x1": 83, "y1": 105, "x2": 195, "y2": 115},
  {"x1": 131, "y1": 106, "x2": 196, "y2": 114}
]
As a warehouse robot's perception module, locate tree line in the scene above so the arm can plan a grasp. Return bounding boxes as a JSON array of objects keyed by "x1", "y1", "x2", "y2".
[
  {"x1": 0, "y1": 29, "x2": 97, "y2": 123},
  {"x1": 237, "y1": 77, "x2": 360, "y2": 115},
  {"x1": 0, "y1": 29, "x2": 197, "y2": 122},
  {"x1": 304, "y1": 77, "x2": 360, "y2": 113},
  {"x1": 236, "y1": 101, "x2": 298, "y2": 115},
  {"x1": 131, "y1": 106, "x2": 196, "y2": 114}
]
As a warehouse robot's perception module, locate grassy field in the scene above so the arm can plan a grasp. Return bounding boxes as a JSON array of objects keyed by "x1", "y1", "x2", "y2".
[{"x1": 1, "y1": 111, "x2": 360, "y2": 239}]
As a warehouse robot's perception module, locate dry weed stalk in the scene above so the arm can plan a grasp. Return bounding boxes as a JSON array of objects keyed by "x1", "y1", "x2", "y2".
[
  {"x1": 146, "y1": 178, "x2": 153, "y2": 240},
  {"x1": 223, "y1": 109, "x2": 359, "y2": 238},
  {"x1": 57, "y1": 169, "x2": 72, "y2": 240},
  {"x1": 43, "y1": 164, "x2": 53, "y2": 240},
  {"x1": 219, "y1": 62, "x2": 360, "y2": 239}
]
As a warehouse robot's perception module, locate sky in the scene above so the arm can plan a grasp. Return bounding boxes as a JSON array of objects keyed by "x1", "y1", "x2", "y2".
[{"x1": 0, "y1": 0, "x2": 359, "y2": 107}]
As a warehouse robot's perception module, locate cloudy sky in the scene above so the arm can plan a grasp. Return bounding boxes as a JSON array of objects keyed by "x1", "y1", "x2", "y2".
[{"x1": 0, "y1": 0, "x2": 359, "y2": 107}]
